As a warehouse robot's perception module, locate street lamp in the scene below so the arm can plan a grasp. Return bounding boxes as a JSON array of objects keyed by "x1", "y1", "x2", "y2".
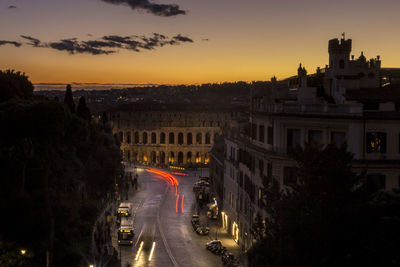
[
  {"x1": 20, "y1": 250, "x2": 26, "y2": 255},
  {"x1": 89, "y1": 265, "x2": 94, "y2": 267}
]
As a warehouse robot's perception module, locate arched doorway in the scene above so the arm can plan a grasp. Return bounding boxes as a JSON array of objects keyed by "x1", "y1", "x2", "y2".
[{"x1": 205, "y1": 152, "x2": 210, "y2": 164}]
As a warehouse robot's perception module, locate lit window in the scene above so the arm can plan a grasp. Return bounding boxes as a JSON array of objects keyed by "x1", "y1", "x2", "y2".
[{"x1": 366, "y1": 132, "x2": 386, "y2": 153}]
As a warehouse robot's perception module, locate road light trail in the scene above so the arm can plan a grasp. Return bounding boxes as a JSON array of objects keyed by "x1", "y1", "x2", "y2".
[
  {"x1": 135, "y1": 241, "x2": 144, "y2": 261},
  {"x1": 176, "y1": 194, "x2": 180, "y2": 213},
  {"x1": 148, "y1": 242, "x2": 156, "y2": 261},
  {"x1": 181, "y1": 194, "x2": 184, "y2": 213}
]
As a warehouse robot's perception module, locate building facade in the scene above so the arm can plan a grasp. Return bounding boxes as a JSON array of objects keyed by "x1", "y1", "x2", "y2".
[
  {"x1": 109, "y1": 103, "x2": 240, "y2": 167},
  {"x1": 215, "y1": 36, "x2": 400, "y2": 252}
]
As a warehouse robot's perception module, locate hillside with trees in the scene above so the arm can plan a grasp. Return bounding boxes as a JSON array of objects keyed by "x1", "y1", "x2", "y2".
[{"x1": 0, "y1": 70, "x2": 122, "y2": 266}]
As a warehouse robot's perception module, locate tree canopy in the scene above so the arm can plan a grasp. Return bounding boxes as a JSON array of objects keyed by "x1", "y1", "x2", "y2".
[
  {"x1": 248, "y1": 143, "x2": 400, "y2": 267},
  {"x1": 0, "y1": 71, "x2": 122, "y2": 266}
]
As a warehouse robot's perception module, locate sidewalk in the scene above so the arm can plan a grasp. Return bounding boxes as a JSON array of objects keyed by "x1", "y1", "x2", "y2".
[{"x1": 195, "y1": 203, "x2": 247, "y2": 266}]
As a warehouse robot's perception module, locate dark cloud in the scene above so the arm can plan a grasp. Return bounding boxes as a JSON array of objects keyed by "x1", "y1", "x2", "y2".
[
  {"x1": 0, "y1": 40, "x2": 21, "y2": 47},
  {"x1": 48, "y1": 38, "x2": 115, "y2": 55},
  {"x1": 173, "y1": 34, "x2": 193, "y2": 43},
  {"x1": 8, "y1": 5, "x2": 17, "y2": 9},
  {"x1": 202, "y1": 38, "x2": 209, "y2": 42},
  {"x1": 17, "y1": 33, "x2": 193, "y2": 55},
  {"x1": 20, "y1": 35, "x2": 44, "y2": 47},
  {"x1": 100, "y1": 0, "x2": 186, "y2": 17}
]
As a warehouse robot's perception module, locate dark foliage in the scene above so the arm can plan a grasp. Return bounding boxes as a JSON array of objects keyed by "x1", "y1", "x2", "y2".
[
  {"x1": 77, "y1": 96, "x2": 91, "y2": 121},
  {"x1": 0, "y1": 70, "x2": 34, "y2": 103},
  {"x1": 0, "y1": 73, "x2": 122, "y2": 266},
  {"x1": 248, "y1": 143, "x2": 400, "y2": 267}
]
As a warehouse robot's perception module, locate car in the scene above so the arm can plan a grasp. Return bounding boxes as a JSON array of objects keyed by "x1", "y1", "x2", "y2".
[{"x1": 206, "y1": 240, "x2": 222, "y2": 247}]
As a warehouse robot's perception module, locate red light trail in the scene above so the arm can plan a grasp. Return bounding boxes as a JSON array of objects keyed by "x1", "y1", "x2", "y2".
[
  {"x1": 147, "y1": 168, "x2": 179, "y2": 186},
  {"x1": 181, "y1": 194, "x2": 184, "y2": 213},
  {"x1": 176, "y1": 194, "x2": 179, "y2": 213}
]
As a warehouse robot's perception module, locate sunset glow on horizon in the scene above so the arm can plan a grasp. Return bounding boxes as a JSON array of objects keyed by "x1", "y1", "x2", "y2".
[{"x1": 1, "y1": 0, "x2": 400, "y2": 86}]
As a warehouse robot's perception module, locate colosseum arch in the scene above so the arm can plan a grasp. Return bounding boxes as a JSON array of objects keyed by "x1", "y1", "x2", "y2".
[
  {"x1": 187, "y1": 133, "x2": 193, "y2": 145},
  {"x1": 126, "y1": 131, "x2": 131, "y2": 144},
  {"x1": 178, "y1": 152, "x2": 183, "y2": 164},
  {"x1": 187, "y1": 152, "x2": 192, "y2": 164},
  {"x1": 151, "y1": 151, "x2": 156, "y2": 163},
  {"x1": 205, "y1": 152, "x2": 210, "y2": 164},
  {"x1": 169, "y1": 152, "x2": 175, "y2": 164},
  {"x1": 151, "y1": 132, "x2": 157, "y2": 144},
  {"x1": 196, "y1": 133, "x2": 202, "y2": 144},
  {"x1": 160, "y1": 151, "x2": 166, "y2": 164},
  {"x1": 119, "y1": 131, "x2": 123, "y2": 143},
  {"x1": 178, "y1": 133, "x2": 184, "y2": 145},
  {"x1": 143, "y1": 132, "x2": 148, "y2": 144},
  {"x1": 160, "y1": 132, "x2": 166, "y2": 144},
  {"x1": 169, "y1": 132, "x2": 175, "y2": 144},
  {"x1": 195, "y1": 152, "x2": 201, "y2": 163},
  {"x1": 142, "y1": 151, "x2": 148, "y2": 163},
  {"x1": 205, "y1": 132, "x2": 211, "y2": 144},
  {"x1": 134, "y1": 132, "x2": 139, "y2": 144}
]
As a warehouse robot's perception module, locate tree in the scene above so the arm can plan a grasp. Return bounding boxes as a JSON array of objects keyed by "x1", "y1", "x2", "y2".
[
  {"x1": 0, "y1": 69, "x2": 34, "y2": 102},
  {"x1": 248, "y1": 143, "x2": 400, "y2": 267},
  {"x1": 63, "y1": 84, "x2": 75, "y2": 113},
  {"x1": 77, "y1": 96, "x2": 91, "y2": 121}
]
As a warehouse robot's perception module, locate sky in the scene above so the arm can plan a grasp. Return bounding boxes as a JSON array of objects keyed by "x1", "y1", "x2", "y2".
[{"x1": 1, "y1": 0, "x2": 400, "y2": 87}]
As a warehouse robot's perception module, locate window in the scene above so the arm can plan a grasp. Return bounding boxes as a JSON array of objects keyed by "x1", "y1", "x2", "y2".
[
  {"x1": 259, "y1": 125, "x2": 265, "y2": 143},
  {"x1": 126, "y1": 132, "x2": 131, "y2": 144},
  {"x1": 196, "y1": 133, "x2": 202, "y2": 144},
  {"x1": 142, "y1": 132, "x2": 148, "y2": 144},
  {"x1": 134, "y1": 132, "x2": 139, "y2": 144},
  {"x1": 178, "y1": 133, "x2": 183, "y2": 145},
  {"x1": 187, "y1": 133, "x2": 193, "y2": 145},
  {"x1": 283, "y1": 167, "x2": 297, "y2": 186},
  {"x1": 366, "y1": 174, "x2": 386, "y2": 192},
  {"x1": 331, "y1": 131, "x2": 346, "y2": 147},
  {"x1": 251, "y1": 123, "x2": 257, "y2": 140},
  {"x1": 287, "y1": 129, "x2": 301, "y2": 153},
  {"x1": 169, "y1": 132, "x2": 175, "y2": 144},
  {"x1": 366, "y1": 132, "x2": 387, "y2": 153},
  {"x1": 151, "y1": 132, "x2": 156, "y2": 144},
  {"x1": 205, "y1": 133, "x2": 211, "y2": 144},
  {"x1": 267, "y1": 126, "x2": 273, "y2": 145},
  {"x1": 308, "y1": 130, "x2": 322, "y2": 144},
  {"x1": 160, "y1": 132, "x2": 166, "y2": 144}
]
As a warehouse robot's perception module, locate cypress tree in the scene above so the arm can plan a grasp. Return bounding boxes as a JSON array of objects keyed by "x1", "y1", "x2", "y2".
[
  {"x1": 63, "y1": 84, "x2": 75, "y2": 113},
  {"x1": 77, "y1": 96, "x2": 91, "y2": 121}
]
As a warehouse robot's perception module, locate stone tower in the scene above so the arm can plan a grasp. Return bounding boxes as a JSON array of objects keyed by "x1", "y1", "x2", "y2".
[{"x1": 328, "y1": 37, "x2": 352, "y2": 74}]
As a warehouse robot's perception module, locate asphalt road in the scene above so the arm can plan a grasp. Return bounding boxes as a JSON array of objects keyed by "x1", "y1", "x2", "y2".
[{"x1": 112, "y1": 167, "x2": 221, "y2": 267}]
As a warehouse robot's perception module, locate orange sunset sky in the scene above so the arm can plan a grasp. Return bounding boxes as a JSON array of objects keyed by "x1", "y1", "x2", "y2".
[{"x1": 1, "y1": 0, "x2": 400, "y2": 86}]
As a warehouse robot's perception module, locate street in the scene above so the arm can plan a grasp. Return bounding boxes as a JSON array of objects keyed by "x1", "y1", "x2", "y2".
[{"x1": 112, "y1": 167, "x2": 222, "y2": 267}]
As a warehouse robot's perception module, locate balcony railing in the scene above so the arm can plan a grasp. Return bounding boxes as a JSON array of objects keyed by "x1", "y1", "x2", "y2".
[{"x1": 256, "y1": 103, "x2": 363, "y2": 116}]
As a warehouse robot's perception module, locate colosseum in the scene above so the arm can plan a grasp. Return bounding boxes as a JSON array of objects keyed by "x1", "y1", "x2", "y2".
[{"x1": 109, "y1": 103, "x2": 240, "y2": 167}]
